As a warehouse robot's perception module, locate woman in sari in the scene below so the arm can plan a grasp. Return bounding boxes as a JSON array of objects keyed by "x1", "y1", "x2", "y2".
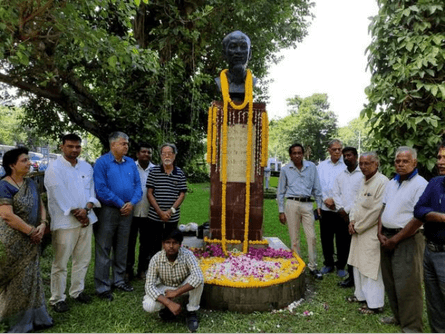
[{"x1": 0, "y1": 147, "x2": 53, "y2": 332}]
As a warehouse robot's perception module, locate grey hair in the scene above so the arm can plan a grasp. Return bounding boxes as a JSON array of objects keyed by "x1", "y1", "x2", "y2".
[
  {"x1": 109, "y1": 131, "x2": 129, "y2": 144},
  {"x1": 395, "y1": 146, "x2": 417, "y2": 160},
  {"x1": 328, "y1": 139, "x2": 343, "y2": 148},
  {"x1": 160, "y1": 143, "x2": 178, "y2": 155},
  {"x1": 360, "y1": 151, "x2": 379, "y2": 165}
]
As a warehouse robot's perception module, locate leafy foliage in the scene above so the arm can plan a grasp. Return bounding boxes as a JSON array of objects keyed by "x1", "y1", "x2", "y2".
[
  {"x1": 269, "y1": 93, "x2": 338, "y2": 162},
  {"x1": 337, "y1": 117, "x2": 372, "y2": 154},
  {"x1": 0, "y1": 0, "x2": 313, "y2": 167},
  {"x1": 363, "y1": 0, "x2": 445, "y2": 179}
]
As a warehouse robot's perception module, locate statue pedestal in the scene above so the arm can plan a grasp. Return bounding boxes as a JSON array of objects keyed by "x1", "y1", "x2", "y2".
[{"x1": 209, "y1": 101, "x2": 266, "y2": 241}]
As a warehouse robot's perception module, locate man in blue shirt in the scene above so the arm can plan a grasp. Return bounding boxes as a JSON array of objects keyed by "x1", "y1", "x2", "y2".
[
  {"x1": 93, "y1": 131, "x2": 142, "y2": 301},
  {"x1": 413, "y1": 143, "x2": 445, "y2": 333},
  {"x1": 277, "y1": 143, "x2": 323, "y2": 280}
]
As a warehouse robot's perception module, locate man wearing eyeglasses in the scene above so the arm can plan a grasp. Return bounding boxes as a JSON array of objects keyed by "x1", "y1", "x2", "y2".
[{"x1": 146, "y1": 143, "x2": 187, "y2": 258}]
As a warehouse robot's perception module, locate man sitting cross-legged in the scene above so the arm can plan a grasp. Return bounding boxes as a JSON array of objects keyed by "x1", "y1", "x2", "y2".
[{"x1": 142, "y1": 229, "x2": 204, "y2": 332}]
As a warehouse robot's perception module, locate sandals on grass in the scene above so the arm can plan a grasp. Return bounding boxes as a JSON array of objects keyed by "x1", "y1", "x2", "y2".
[
  {"x1": 358, "y1": 306, "x2": 383, "y2": 315},
  {"x1": 346, "y1": 295, "x2": 364, "y2": 303}
]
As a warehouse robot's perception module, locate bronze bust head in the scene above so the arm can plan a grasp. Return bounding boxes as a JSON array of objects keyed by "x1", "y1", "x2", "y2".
[{"x1": 215, "y1": 30, "x2": 257, "y2": 98}]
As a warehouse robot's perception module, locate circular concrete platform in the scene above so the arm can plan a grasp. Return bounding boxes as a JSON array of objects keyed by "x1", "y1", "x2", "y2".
[{"x1": 200, "y1": 270, "x2": 306, "y2": 313}]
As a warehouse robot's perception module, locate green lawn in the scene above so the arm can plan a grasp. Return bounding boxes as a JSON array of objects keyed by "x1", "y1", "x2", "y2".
[{"x1": 10, "y1": 182, "x2": 429, "y2": 333}]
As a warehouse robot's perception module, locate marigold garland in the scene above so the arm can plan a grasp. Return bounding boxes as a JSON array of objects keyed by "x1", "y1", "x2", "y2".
[
  {"x1": 261, "y1": 111, "x2": 269, "y2": 167},
  {"x1": 211, "y1": 105, "x2": 218, "y2": 165},
  {"x1": 206, "y1": 105, "x2": 213, "y2": 163},
  {"x1": 220, "y1": 69, "x2": 253, "y2": 254},
  {"x1": 204, "y1": 236, "x2": 268, "y2": 245},
  {"x1": 206, "y1": 69, "x2": 270, "y2": 253}
]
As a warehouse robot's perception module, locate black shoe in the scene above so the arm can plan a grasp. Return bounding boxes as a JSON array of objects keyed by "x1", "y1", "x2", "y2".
[
  {"x1": 186, "y1": 311, "x2": 199, "y2": 332},
  {"x1": 309, "y1": 269, "x2": 323, "y2": 280},
  {"x1": 73, "y1": 292, "x2": 92, "y2": 304},
  {"x1": 97, "y1": 290, "x2": 114, "y2": 301},
  {"x1": 338, "y1": 277, "x2": 354, "y2": 288},
  {"x1": 53, "y1": 300, "x2": 69, "y2": 313},
  {"x1": 159, "y1": 308, "x2": 175, "y2": 321},
  {"x1": 114, "y1": 282, "x2": 134, "y2": 292}
]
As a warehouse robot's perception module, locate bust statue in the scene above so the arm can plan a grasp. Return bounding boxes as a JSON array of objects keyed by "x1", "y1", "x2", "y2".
[{"x1": 215, "y1": 30, "x2": 258, "y2": 100}]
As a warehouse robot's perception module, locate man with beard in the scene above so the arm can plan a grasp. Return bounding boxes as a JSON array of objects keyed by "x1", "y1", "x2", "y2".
[
  {"x1": 45, "y1": 133, "x2": 101, "y2": 312},
  {"x1": 347, "y1": 152, "x2": 388, "y2": 314},
  {"x1": 332, "y1": 147, "x2": 363, "y2": 288},
  {"x1": 146, "y1": 143, "x2": 187, "y2": 254},
  {"x1": 93, "y1": 132, "x2": 142, "y2": 301}
]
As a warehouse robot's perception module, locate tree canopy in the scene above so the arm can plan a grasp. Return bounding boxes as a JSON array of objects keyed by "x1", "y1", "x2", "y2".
[
  {"x1": 363, "y1": 0, "x2": 445, "y2": 178},
  {"x1": 269, "y1": 93, "x2": 338, "y2": 162},
  {"x1": 0, "y1": 0, "x2": 313, "y2": 168},
  {"x1": 337, "y1": 117, "x2": 372, "y2": 155}
]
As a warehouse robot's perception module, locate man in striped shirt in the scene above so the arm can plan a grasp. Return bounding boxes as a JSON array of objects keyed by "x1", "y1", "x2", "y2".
[
  {"x1": 146, "y1": 143, "x2": 187, "y2": 258},
  {"x1": 143, "y1": 229, "x2": 203, "y2": 332}
]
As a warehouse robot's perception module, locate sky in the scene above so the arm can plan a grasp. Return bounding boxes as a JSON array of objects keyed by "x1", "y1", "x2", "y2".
[{"x1": 265, "y1": 0, "x2": 379, "y2": 127}]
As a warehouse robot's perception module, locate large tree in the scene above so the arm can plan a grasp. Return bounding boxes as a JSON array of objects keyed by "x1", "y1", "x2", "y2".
[
  {"x1": 0, "y1": 0, "x2": 313, "y2": 168},
  {"x1": 363, "y1": 0, "x2": 445, "y2": 178},
  {"x1": 269, "y1": 93, "x2": 338, "y2": 162}
]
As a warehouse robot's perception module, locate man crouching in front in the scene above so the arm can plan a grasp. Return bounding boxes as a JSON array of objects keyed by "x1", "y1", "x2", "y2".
[{"x1": 143, "y1": 229, "x2": 204, "y2": 332}]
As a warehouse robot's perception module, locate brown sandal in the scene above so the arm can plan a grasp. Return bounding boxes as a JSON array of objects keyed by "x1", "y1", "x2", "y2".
[
  {"x1": 359, "y1": 306, "x2": 383, "y2": 315},
  {"x1": 346, "y1": 295, "x2": 363, "y2": 303}
]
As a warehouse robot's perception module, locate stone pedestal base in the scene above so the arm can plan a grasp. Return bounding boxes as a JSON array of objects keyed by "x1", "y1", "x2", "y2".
[
  {"x1": 201, "y1": 271, "x2": 305, "y2": 313},
  {"x1": 198, "y1": 236, "x2": 305, "y2": 313}
]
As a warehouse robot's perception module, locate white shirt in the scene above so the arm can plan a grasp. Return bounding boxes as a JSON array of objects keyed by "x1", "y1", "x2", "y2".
[
  {"x1": 381, "y1": 172, "x2": 428, "y2": 229},
  {"x1": 44, "y1": 156, "x2": 101, "y2": 230},
  {"x1": 317, "y1": 157, "x2": 346, "y2": 211},
  {"x1": 332, "y1": 165, "x2": 363, "y2": 214},
  {"x1": 133, "y1": 160, "x2": 155, "y2": 217}
]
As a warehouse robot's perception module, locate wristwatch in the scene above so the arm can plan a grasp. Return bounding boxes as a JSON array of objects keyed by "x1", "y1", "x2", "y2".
[
  {"x1": 84, "y1": 207, "x2": 92, "y2": 214},
  {"x1": 170, "y1": 207, "x2": 177, "y2": 214}
]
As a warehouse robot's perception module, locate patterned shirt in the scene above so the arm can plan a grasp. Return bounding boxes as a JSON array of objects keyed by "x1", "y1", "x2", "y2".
[
  {"x1": 146, "y1": 165, "x2": 187, "y2": 223},
  {"x1": 145, "y1": 247, "x2": 204, "y2": 301}
]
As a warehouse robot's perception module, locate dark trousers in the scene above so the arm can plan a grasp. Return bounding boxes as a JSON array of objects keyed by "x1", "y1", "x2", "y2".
[
  {"x1": 320, "y1": 210, "x2": 351, "y2": 269},
  {"x1": 144, "y1": 219, "x2": 178, "y2": 263},
  {"x1": 126, "y1": 217, "x2": 151, "y2": 276},
  {"x1": 424, "y1": 244, "x2": 445, "y2": 333},
  {"x1": 381, "y1": 230, "x2": 424, "y2": 332},
  {"x1": 93, "y1": 205, "x2": 132, "y2": 294}
]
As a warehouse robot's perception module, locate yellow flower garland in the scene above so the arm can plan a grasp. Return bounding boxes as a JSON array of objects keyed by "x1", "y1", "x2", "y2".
[
  {"x1": 206, "y1": 105, "x2": 213, "y2": 163},
  {"x1": 220, "y1": 69, "x2": 253, "y2": 254},
  {"x1": 205, "y1": 69, "x2": 270, "y2": 253},
  {"x1": 261, "y1": 111, "x2": 269, "y2": 167},
  {"x1": 204, "y1": 236, "x2": 268, "y2": 245}
]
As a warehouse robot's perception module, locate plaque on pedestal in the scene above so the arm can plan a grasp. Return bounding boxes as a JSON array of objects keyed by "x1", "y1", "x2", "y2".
[{"x1": 209, "y1": 101, "x2": 267, "y2": 241}]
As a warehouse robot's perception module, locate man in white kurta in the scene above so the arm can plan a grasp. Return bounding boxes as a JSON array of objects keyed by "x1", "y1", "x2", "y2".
[
  {"x1": 45, "y1": 134, "x2": 101, "y2": 312},
  {"x1": 348, "y1": 152, "x2": 388, "y2": 313}
]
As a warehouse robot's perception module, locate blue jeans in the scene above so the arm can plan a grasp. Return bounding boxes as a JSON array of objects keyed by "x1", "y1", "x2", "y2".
[
  {"x1": 424, "y1": 245, "x2": 445, "y2": 333},
  {"x1": 94, "y1": 205, "x2": 133, "y2": 294}
]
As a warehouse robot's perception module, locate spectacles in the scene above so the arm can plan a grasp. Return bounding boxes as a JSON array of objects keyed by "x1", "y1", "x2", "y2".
[{"x1": 161, "y1": 152, "x2": 175, "y2": 157}]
